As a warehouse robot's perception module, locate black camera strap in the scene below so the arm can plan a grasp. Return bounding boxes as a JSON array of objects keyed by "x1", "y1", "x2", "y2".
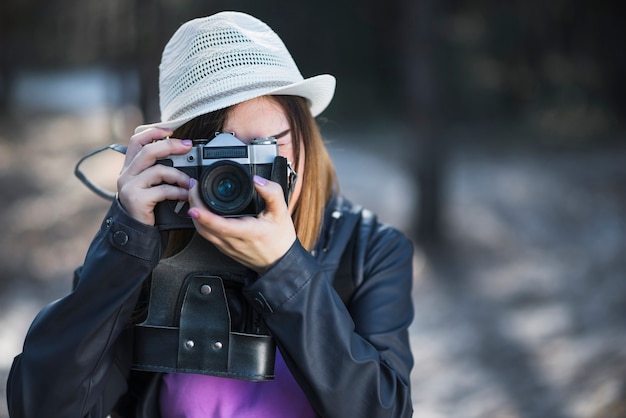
[{"x1": 74, "y1": 143, "x2": 127, "y2": 201}]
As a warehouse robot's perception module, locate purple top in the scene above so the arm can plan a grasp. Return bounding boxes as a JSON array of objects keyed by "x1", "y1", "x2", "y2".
[{"x1": 160, "y1": 349, "x2": 317, "y2": 417}]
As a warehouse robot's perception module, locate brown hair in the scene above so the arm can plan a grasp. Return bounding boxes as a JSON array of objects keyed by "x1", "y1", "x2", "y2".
[{"x1": 163, "y1": 95, "x2": 337, "y2": 256}]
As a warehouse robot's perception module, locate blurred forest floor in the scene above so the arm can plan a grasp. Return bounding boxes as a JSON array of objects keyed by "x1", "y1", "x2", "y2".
[
  {"x1": 1, "y1": 110, "x2": 625, "y2": 418},
  {"x1": 408, "y1": 141, "x2": 626, "y2": 418}
]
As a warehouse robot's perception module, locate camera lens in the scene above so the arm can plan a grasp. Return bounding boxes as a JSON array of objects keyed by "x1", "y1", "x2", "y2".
[
  {"x1": 216, "y1": 178, "x2": 236, "y2": 199},
  {"x1": 200, "y1": 161, "x2": 253, "y2": 215}
]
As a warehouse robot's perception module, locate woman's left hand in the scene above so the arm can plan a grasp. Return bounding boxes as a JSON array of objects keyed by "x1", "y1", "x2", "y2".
[{"x1": 187, "y1": 175, "x2": 297, "y2": 273}]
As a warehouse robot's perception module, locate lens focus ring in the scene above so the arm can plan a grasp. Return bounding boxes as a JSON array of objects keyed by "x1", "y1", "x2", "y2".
[{"x1": 199, "y1": 161, "x2": 253, "y2": 216}]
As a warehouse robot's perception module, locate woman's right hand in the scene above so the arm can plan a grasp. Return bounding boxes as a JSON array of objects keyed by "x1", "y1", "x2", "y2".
[{"x1": 117, "y1": 127, "x2": 194, "y2": 226}]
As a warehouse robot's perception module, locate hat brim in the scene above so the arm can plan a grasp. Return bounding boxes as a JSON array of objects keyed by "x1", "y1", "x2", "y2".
[{"x1": 135, "y1": 74, "x2": 335, "y2": 134}]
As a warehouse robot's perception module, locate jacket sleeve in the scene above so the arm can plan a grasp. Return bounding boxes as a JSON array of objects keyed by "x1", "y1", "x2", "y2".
[
  {"x1": 6, "y1": 199, "x2": 163, "y2": 418},
  {"x1": 243, "y1": 223, "x2": 414, "y2": 418}
]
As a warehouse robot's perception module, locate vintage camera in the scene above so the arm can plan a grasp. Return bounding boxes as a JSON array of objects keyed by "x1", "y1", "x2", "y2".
[{"x1": 155, "y1": 132, "x2": 291, "y2": 230}]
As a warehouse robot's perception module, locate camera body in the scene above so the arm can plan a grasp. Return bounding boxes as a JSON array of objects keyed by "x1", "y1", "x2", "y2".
[{"x1": 155, "y1": 132, "x2": 289, "y2": 230}]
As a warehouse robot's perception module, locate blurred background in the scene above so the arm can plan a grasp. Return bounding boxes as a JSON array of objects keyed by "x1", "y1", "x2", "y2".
[{"x1": 1, "y1": 1, "x2": 625, "y2": 417}]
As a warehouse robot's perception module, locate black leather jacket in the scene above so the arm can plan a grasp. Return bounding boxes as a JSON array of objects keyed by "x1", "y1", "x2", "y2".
[{"x1": 7, "y1": 195, "x2": 414, "y2": 418}]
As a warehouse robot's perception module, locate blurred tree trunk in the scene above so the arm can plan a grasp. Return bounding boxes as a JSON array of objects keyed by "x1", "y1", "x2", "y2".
[
  {"x1": 0, "y1": 0, "x2": 24, "y2": 113},
  {"x1": 134, "y1": 0, "x2": 163, "y2": 123},
  {"x1": 0, "y1": 58, "x2": 14, "y2": 113},
  {"x1": 400, "y1": 0, "x2": 445, "y2": 245},
  {"x1": 0, "y1": 26, "x2": 9, "y2": 111}
]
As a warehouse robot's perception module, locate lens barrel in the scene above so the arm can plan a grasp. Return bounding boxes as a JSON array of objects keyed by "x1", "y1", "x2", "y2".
[{"x1": 200, "y1": 161, "x2": 253, "y2": 215}]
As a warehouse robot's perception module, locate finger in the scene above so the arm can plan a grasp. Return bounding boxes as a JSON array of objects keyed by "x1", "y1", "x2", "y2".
[
  {"x1": 117, "y1": 182, "x2": 190, "y2": 225},
  {"x1": 139, "y1": 163, "x2": 192, "y2": 189},
  {"x1": 124, "y1": 137, "x2": 193, "y2": 177},
  {"x1": 118, "y1": 170, "x2": 191, "y2": 205},
  {"x1": 118, "y1": 160, "x2": 192, "y2": 197},
  {"x1": 124, "y1": 128, "x2": 173, "y2": 169},
  {"x1": 118, "y1": 164, "x2": 191, "y2": 206},
  {"x1": 252, "y1": 176, "x2": 288, "y2": 216},
  {"x1": 187, "y1": 184, "x2": 235, "y2": 235},
  {"x1": 186, "y1": 182, "x2": 260, "y2": 244},
  {"x1": 145, "y1": 183, "x2": 191, "y2": 205}
]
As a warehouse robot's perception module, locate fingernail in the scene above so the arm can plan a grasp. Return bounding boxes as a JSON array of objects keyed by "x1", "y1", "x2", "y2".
[
  {"x1": 189, "y1": 178, "x2": 196, "y2": 189},
  {"x1": 253, "y1": 175, "x2": 268, "y2": 186},
  {"x1": 188, "y1": 209, "x2": 200, "y2": 219},
  {"x1": 182, "y1": 139, "x2": 193, "y2": 146}
]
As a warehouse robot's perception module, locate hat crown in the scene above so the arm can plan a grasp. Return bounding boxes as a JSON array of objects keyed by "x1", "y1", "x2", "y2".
[
  {"x1": 159, "y1": 12, "x2": 304, "y2": 123},
  {"x1": 135, "y1": 11, "x2": 335, "y2": 133}
]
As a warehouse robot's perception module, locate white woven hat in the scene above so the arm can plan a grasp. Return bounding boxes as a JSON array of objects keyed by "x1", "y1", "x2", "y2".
[{"x1": 135, "y1": 11, "x2": 336, "y2": 133}]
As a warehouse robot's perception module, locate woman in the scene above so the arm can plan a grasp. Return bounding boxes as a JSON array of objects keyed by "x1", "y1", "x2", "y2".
[{"x1": 7, "y1": 11, "x2": 414, "y2": 418}]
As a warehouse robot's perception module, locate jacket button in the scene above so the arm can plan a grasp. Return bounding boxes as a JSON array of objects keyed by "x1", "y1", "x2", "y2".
[{"x1": 113, "y1": 230, "x2": 129, "y2": 246}]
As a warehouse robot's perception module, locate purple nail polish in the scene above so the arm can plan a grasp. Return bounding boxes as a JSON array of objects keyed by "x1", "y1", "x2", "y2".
[
  {"x1": 182, "y1": 139, "x2": 193, "y2": 146},
  {"x1": 188, "y1": 209, "x2": 200, "y2": 219},
  {"x1": 253, "y1": 175, "x2": 268, "y2": 186},
  {"x1": 189, "y1": 178, "x2": 196, "y2": 189}
]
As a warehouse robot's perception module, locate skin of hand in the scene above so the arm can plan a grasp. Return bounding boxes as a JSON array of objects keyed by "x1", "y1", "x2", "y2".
[
  {"x1": 187, "y1": 175, "x2": 297, "y2": 273},
  {"x1": 117, "y1": 127, "x2": 194, "y2": 225}
]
